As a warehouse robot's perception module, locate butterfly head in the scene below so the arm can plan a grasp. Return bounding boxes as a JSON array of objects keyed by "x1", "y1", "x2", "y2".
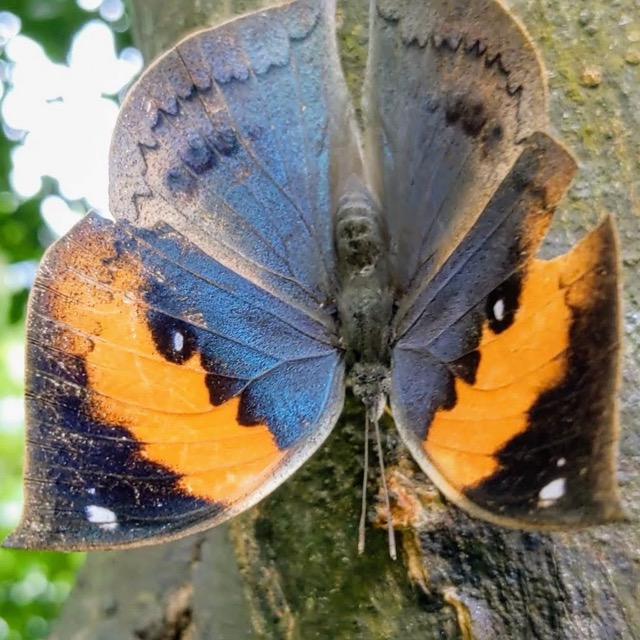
[{"x1": 350, "y1": 362, "x2": 390, "y2": 421}]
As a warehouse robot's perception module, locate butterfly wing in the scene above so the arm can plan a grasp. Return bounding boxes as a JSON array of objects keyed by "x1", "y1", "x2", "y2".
[
  {"x1": 390, "y1": 135, "x2": 622, "y2": 527},
  {"x1": 110, "y1": 0, "x2": 360, "y2": 313},
  {"x1": 366, "y1": 1, "x2": 623, "y2": 526},
  {"x1": 364, "y1": 0, "x2": 547, "y2": 296},
  {"x1": 6, "y1": 0, "x2": 356, "y2": 550}
]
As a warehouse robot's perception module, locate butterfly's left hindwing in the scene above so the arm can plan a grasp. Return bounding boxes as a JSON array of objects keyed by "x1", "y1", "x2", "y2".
[
  {"x1": 6, "y1": 213, "x2": 343, "y2": 550},
  {"x1": 364, "y1": 0, "x2": 549, "y2": 294}
]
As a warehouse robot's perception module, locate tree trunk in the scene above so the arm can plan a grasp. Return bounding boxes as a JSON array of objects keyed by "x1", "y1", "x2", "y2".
[{"x1": 50, "y1": 1, "x2": 640, "y2": 638}]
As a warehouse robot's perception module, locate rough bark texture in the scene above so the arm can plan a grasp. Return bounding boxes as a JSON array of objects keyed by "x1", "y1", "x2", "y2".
[{"x1": 50, "y1": 1, "x2": 640, "y2": 638}]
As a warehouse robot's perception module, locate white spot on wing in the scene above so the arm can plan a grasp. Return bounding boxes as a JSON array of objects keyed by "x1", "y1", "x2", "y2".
[
  {"x1": 557, "y1": 457, "x2": 566, "y2": 467},
  {"x1": 538, "y1": 478, "x2": 566, "y2": 507},
  {"x1": 85, "y1": 504, "x2": 118, "y2": 531},
  {"x1": 173, "y1": 330, "x2": 184, "y2": 353},
  {"x1": 493, "y1": 298, "x2": 505, "y2": 322}
]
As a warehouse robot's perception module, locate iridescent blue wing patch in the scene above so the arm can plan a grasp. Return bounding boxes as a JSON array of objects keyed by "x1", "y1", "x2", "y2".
[{"x1": 111, "y1": 0, "x2": 360, "y2": 316}]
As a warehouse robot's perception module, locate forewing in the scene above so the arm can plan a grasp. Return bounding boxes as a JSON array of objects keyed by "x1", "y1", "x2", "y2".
[
  {"x1": 390, "y1": 134, "x2": 622, "y2": 528},
  {"x1": 6, "y1": 213, "x2": 344, "y2": 550},
  {"x1": 110, "y1": 0, "x2": 361, "y2": 316},
  {"x1": 364, "y1": 0, "x2": 547, "y2": 295},
  {"x1": 6, "y1": 0, "x2": 353, "y2": 550}
]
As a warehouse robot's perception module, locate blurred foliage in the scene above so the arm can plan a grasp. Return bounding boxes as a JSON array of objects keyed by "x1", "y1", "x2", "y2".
[
  {"x1": 0, "y1": 1, "x2": 132, "y2": 638},
  {"x1": 2, "y1": 0, "x2": 131, "y2": 63}
]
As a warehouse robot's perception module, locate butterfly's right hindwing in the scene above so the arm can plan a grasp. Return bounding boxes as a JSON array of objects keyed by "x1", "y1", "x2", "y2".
[
  {"x1": 366, "y1": 0, "x2": 623, "y2": 528},
  {"x1": 110, "y1": 0, "x2": 361, "y2": 316}
]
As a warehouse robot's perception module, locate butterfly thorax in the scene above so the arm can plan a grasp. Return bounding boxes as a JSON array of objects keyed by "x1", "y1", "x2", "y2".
[{"x1": 334, "y1": 189, "x2": 394, "y2": 416}]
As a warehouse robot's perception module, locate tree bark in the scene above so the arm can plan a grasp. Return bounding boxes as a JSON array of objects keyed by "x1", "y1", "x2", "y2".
[{"x1": 50, "y1": 1, "x2": 640, "y2": 638}]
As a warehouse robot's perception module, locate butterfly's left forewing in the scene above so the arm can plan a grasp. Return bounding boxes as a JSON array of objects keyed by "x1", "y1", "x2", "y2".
[
  {"x1": 6, "y1": 0, "x2": 356, "y2": 550},
  {"x1": 6, "y1": 212, "x2": 344, "y2": 550}
]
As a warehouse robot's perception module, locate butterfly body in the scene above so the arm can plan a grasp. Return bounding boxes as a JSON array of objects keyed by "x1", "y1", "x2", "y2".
[
  {"x1": 4, "y1": 0, "x2": 623, "y2": 551},
  {"x1": 334, "y1": 187, "x2": 394, "y2": 413}
]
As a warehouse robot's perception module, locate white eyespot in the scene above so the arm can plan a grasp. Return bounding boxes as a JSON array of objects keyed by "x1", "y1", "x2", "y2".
[
  {"x1": 538, "y1": 477, "x2": 566, "y2": 507},
  {"x1": 85, "y1": 505, "x2": 118, "y2": 531},
  {"x1": 557, "y1": 457, "x2": 566, "y2": 468},
  {"x1": 173, "y1": 330, "x2": 184, "y2": 353},
  {"x1": 492, "y1": 298, "x2": 505, "y2": 322},
  {"x1": 87, "y1": 487, "x2": 96, "y2": 495}
]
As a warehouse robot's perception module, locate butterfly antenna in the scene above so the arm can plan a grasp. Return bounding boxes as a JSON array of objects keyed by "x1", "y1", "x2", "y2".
[
  {"x1": 358, "y1": 413, "x2": 371, "y2": 555},
  {"x1": 373, "y1": 411, "x2": 397, "y2": 560}
]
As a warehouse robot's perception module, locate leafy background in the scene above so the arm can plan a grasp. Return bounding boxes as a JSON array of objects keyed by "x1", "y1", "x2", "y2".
[{"x1": 0, "y1": 1, "x2": 136, "y2": 637}]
